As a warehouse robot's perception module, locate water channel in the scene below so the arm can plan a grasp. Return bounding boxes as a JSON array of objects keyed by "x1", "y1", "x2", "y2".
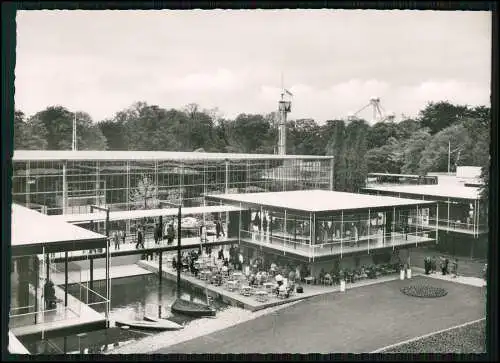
[{"x1": 20, "y1": 273, "x2": 229, "y2": 354}]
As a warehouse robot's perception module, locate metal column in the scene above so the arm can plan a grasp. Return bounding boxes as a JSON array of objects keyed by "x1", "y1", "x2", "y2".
[
  {"x1": 26, "y1": 161, "x2": 31, "y2": 208},
  {"x1": 64, "y1": 252, "x2": 68, "y2": 307},
  {"x1": 89, "y1": 258, "x2": 94, "y2": 293},
  {"x1": 176, "y1": 206, "x2": 182, "y2": 299},
  {"x1": 435, "y1": 203, "x2": 439, "y2": 245},
  {"x1": 340, "y1": 211, "x2": 344, "y2": 259},
  {"x1": 62, "y1": 161, "x2": 68, "y2": 215},
  {"x1": 225, "y1": 159, "x2": 229, "y2": 228},
  {"x1": 368, "y1": 209, "x2": 371, "y2": 254},
  {"x1": 159, "y1": 251, "x2": 163, "y2": 284},
  {"x1": 329, "y1": 157, "x2": 334, "y2": 191}
]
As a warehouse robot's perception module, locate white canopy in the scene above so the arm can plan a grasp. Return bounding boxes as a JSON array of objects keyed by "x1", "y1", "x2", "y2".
[
  {"x1": 49, "y1": 205, "x2": 244, "y2": 224},
  {"x1": 206, "y1": 189, "x2": 436, "y2": 213},
  {"x1": 11, "y1": 204, "x2": 107, "y2": 254},
  {"x1": 363, "y1": 184, "x2": 481, "y2": 200}
]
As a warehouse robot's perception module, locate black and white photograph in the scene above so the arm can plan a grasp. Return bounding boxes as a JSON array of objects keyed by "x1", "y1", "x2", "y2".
[{"x1": 5, "y1": 7, "x2": 493, "y2": 356}]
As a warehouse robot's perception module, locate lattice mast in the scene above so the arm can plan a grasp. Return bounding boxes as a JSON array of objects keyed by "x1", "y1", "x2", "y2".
[
  {"x1": 72, "y1": 113, "x2": 77, "y2": 151},
  {"x1": 278, "y1": 75, "x2": 292, "y2": 155}
]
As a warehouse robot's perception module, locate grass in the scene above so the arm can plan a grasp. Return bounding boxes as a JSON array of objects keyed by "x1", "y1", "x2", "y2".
[{"x1": 382, "y1": 319, "x2": 486, "y2": 354}]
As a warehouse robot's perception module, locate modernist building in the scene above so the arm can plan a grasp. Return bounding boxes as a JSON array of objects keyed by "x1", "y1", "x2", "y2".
[
  {"x1": 206, "y1": 190, "x2": 438, "y2": 275},
  {"x1": 12, "y1": 150, "x2": 334, "y2": 215},
  {"x1": 363, "y1": 168, "x2": 487, "y2": 258}
]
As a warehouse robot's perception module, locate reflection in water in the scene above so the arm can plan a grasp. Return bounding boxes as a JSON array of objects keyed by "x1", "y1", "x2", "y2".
[{"x1": 21, "y1": 274, "x2": 228, "y2": 354}]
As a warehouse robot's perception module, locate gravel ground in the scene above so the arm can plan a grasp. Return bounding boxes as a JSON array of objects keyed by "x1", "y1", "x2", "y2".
[
  {"x1": 106, "y1": 300, "x2": 302, "y2": 354},
  {"x1": 382, "y1": 319, "x2": 486, "y2": 354}
]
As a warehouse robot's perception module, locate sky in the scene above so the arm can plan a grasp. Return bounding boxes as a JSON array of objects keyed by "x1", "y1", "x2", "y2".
[{"x1": 15, "y1": 10, "x2": 491, "y2": 124}]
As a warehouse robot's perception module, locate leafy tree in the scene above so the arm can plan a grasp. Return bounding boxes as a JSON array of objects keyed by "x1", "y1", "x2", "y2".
[
  {"x1": 129, "y1": 174, "x2": 159, "y2": 209},
  {"x1": 417, "y1": 123, "x2": 471, "y2": 174},
  {"x1": 400, "y1": 130, "x2": 432, "y2": 174},
  {"x1": 418, "y1": 101, "x2": 469, "y2": 135},
  {"x1": 28, "y1": 106, "x2": 106, "y2": 150},
  {"x1": 98, "y1": 119, "x2": 128, "y2": 150},
  {"x1": 228, "y1": 114, "x2": 270, "y2": 153}
]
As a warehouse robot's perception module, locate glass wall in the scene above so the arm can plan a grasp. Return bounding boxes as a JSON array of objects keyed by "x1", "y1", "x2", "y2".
[{"x1": 12, "y1": 157, "x2": 332, "y2": 216}]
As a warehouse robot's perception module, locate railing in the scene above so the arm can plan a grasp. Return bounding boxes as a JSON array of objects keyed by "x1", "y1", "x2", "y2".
[
  {"x1": 421, "y1": 218, "x2": 488, "y2": 234},
  {"x1": 239, "y1": 228, "x2": 436, "y2": 258}
]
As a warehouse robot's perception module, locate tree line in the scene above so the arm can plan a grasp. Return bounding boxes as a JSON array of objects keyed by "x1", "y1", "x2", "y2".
[{"x1": 14, "y1": 100, "x2": 490, "y2": 196}]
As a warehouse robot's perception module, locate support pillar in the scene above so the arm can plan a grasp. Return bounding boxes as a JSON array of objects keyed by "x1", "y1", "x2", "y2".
[
  {"x1": 159, "y1": 251, "x2": 163, "y2": 283},
  {"x1": 329, "y1": 157, "x2": 334, "y2": 191},
  {"x1": 225, "y1": 159, "x2": 230, "y2": 230},
  {"x1": 62, "y1": 161, "x2": 67, "y2": 215},
  {"x1": 45, "y1": 253, "x2": 50, "y2": 281},
  {"x1": 64, "y1": 252, "x2": 68, "y2": 307},
  {"x1": 89, "y1": 258, "x2": 94, "y2": 293}
]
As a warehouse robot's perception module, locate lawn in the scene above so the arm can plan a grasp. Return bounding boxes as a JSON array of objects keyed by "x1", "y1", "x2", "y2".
[
  {"x1": 154, "y1": 276, "x2": 486, "y2": 353},
  {"x1": 382, "y1": 319, "x2": 486, "y2": 353}
]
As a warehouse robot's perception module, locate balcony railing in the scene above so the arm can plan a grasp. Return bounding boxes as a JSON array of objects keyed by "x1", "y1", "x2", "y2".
[{"x1": 239, "y1": 228, "x2": 436, "y2": 258}]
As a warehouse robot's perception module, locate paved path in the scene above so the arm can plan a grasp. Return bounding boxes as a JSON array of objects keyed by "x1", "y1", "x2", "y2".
[
  {"x1": 410, "y1": 247, "x2": 486, "y2": 278},
  {"x1": 153, "y1": 276, "x2": 485, "y2": 353},
  {"x1": 412, "y1": 267, "x2": 486, "y2": 288}
]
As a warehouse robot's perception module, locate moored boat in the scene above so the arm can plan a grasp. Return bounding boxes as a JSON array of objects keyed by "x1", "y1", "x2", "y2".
[{"x1": 115, "y1": 319, "x2": 183, "y2": 331}]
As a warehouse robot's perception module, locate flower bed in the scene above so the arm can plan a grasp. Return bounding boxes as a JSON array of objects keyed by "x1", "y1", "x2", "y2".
[
  {"x1": 383, "y1": 320, "x2": 486, "y2": 353},
  {"x1": 400, "y1": 284, "x2": 448, "y2": 298}
]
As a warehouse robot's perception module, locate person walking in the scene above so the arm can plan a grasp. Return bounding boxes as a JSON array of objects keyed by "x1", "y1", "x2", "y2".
[
  {"x1": 136, "y1": 226, "x2": 144, "y2": 249},
  {"x1": 216, "y1": 220, "x2": 225, "y2": 239},
  {"x1": 121, "y1": 229, "x2": 126, "y2": 246},
  {"x1": 262, "y1": 214, "x2": 268, "y2": 235},
  {"x1": 113, "y1": 231, "x2": 120, "y2": 250}
]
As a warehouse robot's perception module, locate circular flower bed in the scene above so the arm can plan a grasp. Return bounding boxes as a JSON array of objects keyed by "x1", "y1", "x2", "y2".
[{"x1": 400, "y1": 284, "x2": 448, "y2": 298}]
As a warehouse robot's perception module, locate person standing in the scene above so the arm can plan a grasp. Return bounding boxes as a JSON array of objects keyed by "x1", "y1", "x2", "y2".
[
  {"x1": 167, "y1": 223, "x2": 175, "y2": 245},
  {"x1": 154, "y1": 223, "x2": 159, "y2": 245},
  {"x1": 113, "y1": 231, "x2": 120, "y2": 250},
  {"x1": 262, "y1": 214, "x2": 268, "y2": 235},
  {"x1": 216, "y1": 220, "x2": 225, "y2": 239},
  {"x1": 136, "y1": 226, "x2": 144, "y2": 249}
]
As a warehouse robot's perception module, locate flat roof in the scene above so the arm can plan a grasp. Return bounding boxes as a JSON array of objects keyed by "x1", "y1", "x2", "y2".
[
  {"x1": 12, "y1": 150, "x2": 332, "y2": 162},
  {"x1": 49, "y1": 205, "x2": 244, "y2": 224},
  {"x1": 11, "y1": 204, "x2": 107, "y2": 255},
  {"x1": 205, "y1": 190, "x2": 435, "y2": 213},
  {"x1": 363, "y1": 185, "x2": 482, "y2": 200}
]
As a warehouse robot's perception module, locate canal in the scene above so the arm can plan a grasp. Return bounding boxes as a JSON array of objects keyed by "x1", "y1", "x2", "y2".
[{"x1": 19, "y1": 273, "x2": 229, "y2": 354}]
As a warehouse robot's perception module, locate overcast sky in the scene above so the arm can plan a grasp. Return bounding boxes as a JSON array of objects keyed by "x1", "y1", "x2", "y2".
[{"x1": 15, "y1": 10, "x2": 491, "y2": 124}]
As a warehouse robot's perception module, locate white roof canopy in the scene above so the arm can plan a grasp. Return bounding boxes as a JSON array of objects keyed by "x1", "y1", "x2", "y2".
[
  {"x1": 363, "y1": 185, "x2": 481, "y2": 200},
  {"x1": 13, "y1": 150, "x2": 331, "y2": 162},
  {"x1": 11, "y1": 204, "x2": 107, "y2": 255},
  {"x1": 49, "y1": 205, "x2": 244, "y2": 224},
  {"x1": 206, "y1": 190, "x2": 435, "y2": 213}
]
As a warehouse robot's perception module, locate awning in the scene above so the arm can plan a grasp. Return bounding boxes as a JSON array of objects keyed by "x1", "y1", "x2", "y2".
[{"x1": 11, "y1": 204, "x2": 107, "y2": 256}]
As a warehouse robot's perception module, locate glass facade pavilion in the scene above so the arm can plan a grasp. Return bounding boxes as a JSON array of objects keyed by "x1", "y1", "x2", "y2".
[
  {"x1": 366, "y1": 173, "x2": 438, "y2": 186},
  {"x1": 362, "y1": 185, "x2": 487, "y2": 238},
  {"x1": 12, "y1": 151, "x2": 334, "y2": 216},
  {"x1": 9, "y1": 204, "x2": 110, "y2": 342},
  {"x1": 205, "y1": 190, "x2": 438, "y2": 273}
]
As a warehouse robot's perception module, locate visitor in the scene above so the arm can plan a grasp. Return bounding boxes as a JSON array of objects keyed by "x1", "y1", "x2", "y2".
[
  {"x1": 444, "y1": 258, "x2": 449, "y2": 275},
  {"x1": 424, "y1": 256, "x2": 431, "y2": 275},
  {"x1": 452, "y1": 258, "x2": 458, "y2": 278},
  {"x1": 430, "y1": 256, "x2": 437, "y2": 274},
  {"x1": 404, "y1": 223, "x2": 409, "y2": 240},
  {"x1": 166, "y1": 223, "x2": 175, "y2": 245},
  {"x1": 218, "y1": 247, "x2": 224, "y2": 260},
  {"x1": 253, "y1": 212, "x2": 261, "y2": 232},
  {"x1": 216, "y1": 220, "x2": 225, "y2": 239},
  {"x1": 172, "y1": 257, "x2": 177, "y2": 271},
  {"x1": 43, "y1": 280, "x2": 56, "y2": 309},
  {"x1": 153, "y1": 223, "x2": 160, "y2": 245},
  {"x1": 200, "y1": 224, "x2": 206, "y2": 243},
  {"x1": 136, "y1": 226, "x2": 144, "y2": 249},
  {"x1": 121, "y1": 229, "x2": 126, "y2": 246},
  {"x1": 262, "y1": 214, "x2": 268, "y2": 234},
  {"x1": 482, "y1": 263, "x2": 487, "y2": 282},
  {"x1": 113, "y1": 231, "x2": 120, "y2": 250}
]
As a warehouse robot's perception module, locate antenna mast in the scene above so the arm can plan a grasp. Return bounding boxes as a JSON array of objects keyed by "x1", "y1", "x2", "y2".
[
  {"x1": 72, "y1": 113, "x2": 77, "y2": 151},
  {"x1": 278, "y1": 75, "x2": 292, "y2": 155}
]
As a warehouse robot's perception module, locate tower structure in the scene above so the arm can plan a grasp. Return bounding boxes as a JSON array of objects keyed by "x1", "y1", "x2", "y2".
[
  {"x1": 72, "y1": 113, "x2": 77, "y2": 151},
  {"x1": 278, "y1": 88, "x2": 292, "y2": 155}
]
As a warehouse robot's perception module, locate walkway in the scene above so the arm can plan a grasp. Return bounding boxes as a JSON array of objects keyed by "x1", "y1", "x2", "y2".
[{"x1": 411, "y1": 267, "x2": 486, "y2": 288}]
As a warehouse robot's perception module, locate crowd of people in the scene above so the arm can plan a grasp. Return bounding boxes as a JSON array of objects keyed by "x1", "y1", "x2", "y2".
[{"x1": 424, "y1": 255, "x2": 459, "y2": 277}]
